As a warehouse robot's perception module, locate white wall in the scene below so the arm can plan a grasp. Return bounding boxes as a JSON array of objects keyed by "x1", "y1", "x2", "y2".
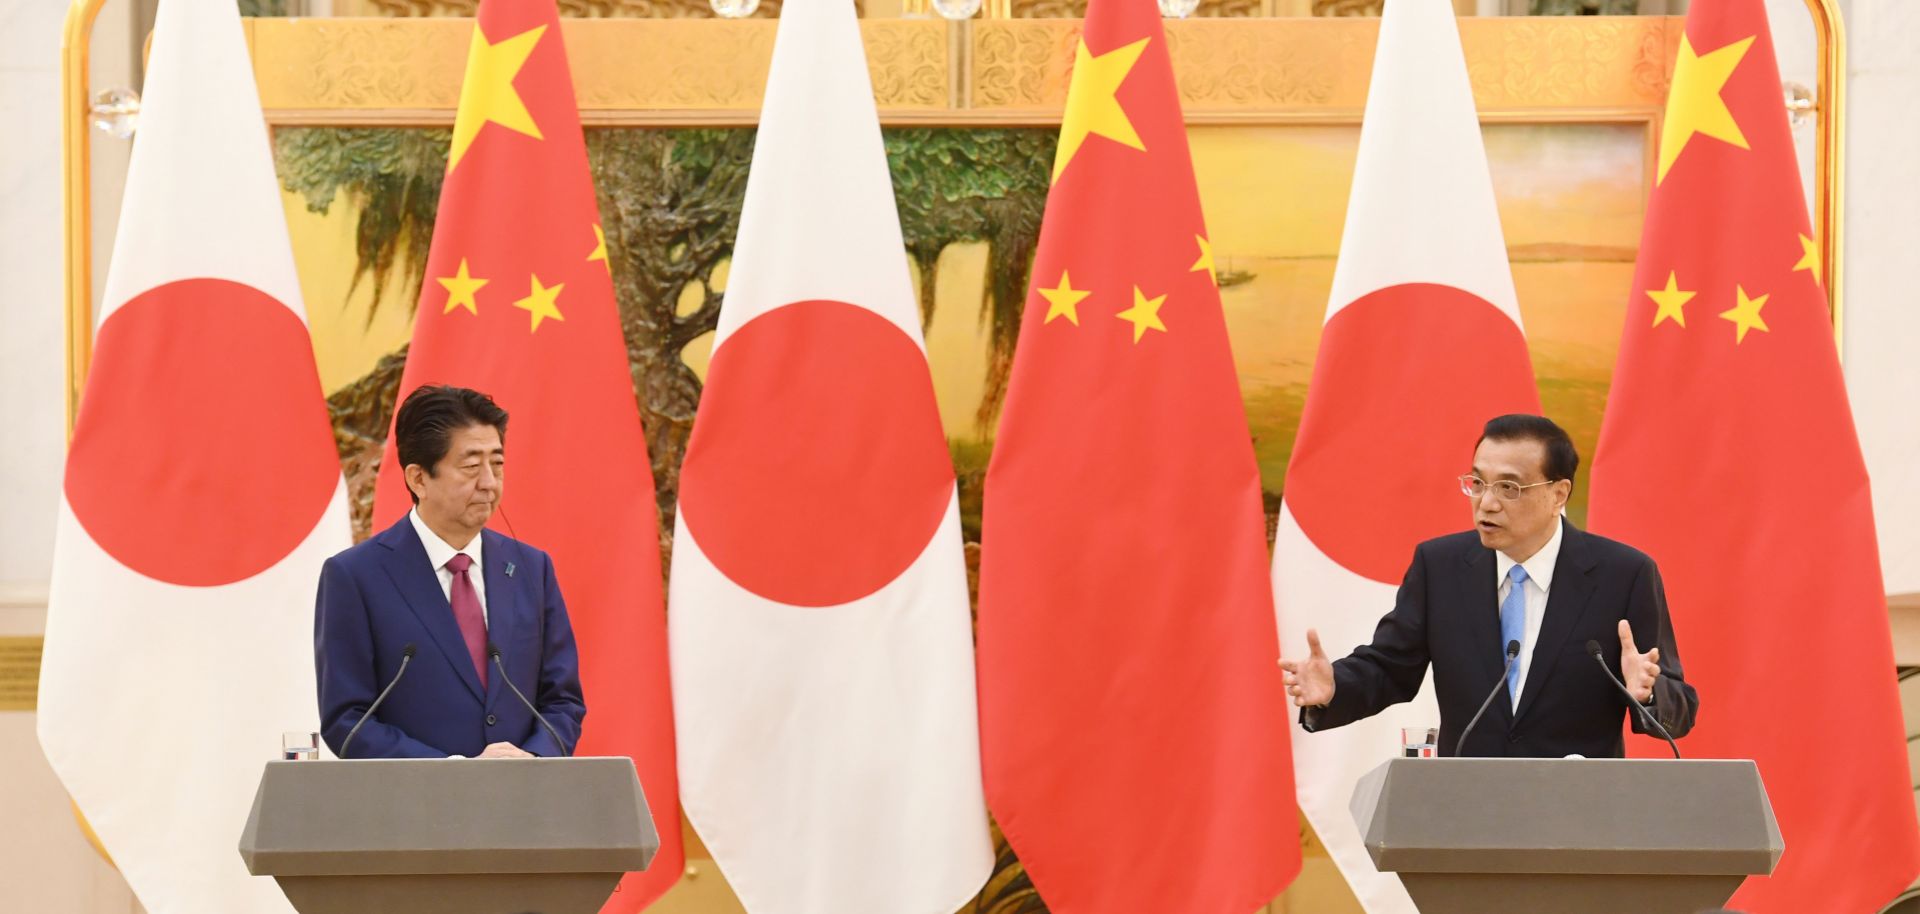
[
  {"x1": 0, "y1": 4, "x2": 66, "y2": 602},
  {"x1": 1837, "y1": 0, "x2": 1920, "y2": 602},
  {"x1": 0, "y1": 0, "x2": 140, "y2": 910}
]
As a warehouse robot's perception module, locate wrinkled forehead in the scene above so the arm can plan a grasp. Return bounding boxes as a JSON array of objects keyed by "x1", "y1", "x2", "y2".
[{"x1": 1471, "y1": 436, "x2": 1548, "y2": 481}]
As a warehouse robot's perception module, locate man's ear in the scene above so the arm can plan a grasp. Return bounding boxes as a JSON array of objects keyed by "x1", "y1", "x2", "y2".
[{"x1": 403, "y1": 464, "x2": 425, "y2": 500}]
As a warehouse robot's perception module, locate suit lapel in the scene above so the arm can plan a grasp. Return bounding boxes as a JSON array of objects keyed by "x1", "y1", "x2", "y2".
[
  {"x1": 1461, "y1": 544, "x2": 1505, "y2": 696},
  {"x1": 376, "y1": 518, "x2": 485, "y2": 703},
  {"x1": 481, "y1": 530, "x2": 521, "y2": 711},
  {"x1": 1514, "y1": 519, "x2": 1599, "y2": 723}
]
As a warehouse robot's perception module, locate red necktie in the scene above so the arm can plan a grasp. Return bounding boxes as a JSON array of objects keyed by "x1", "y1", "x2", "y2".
[{"x1": 445, "y1": 553, "x2": 488, "y2": 689}]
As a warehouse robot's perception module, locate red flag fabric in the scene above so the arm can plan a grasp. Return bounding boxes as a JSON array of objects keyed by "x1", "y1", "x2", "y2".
[
  {"x1": 975, "y1": 0, "x2": 1299, "y2": 908},
  {"x1": 1588, "y1": 1, "x2": 1919, "y2": 910},
  {"x1": 369, "y1": 0, "x2": 680, "y2": 907}
]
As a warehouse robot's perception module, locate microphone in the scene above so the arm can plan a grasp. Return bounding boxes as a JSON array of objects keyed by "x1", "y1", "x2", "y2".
[
  {"x1": 1455, "y1": 639, "x2": 1522, "y2": 757},
  {"x1": 1586, "y1": 639, "x2": 1681, "y2": 759},
  {"x1": 339, "y1": 643, "x2": 417, "y2": 759},
  {"x1": 488, "y1": 643, "x2": 570, "y2": 757}
]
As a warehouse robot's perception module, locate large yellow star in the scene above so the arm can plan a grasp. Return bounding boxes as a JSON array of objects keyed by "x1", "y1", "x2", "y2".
[
  {"x1": 437, "y1": 258, "x2": 488, "y2": 316},
  {"x1": 1656, "y1": 34, "x2": 1754, "y2": 184},
  {"x1": 1115, "y1": 285, "x2": 1167, "y2": 343},
  {"x1": 1038, "y1": 270, "x2": 1091, "y2": 326},
  {"x1": 1646, "y1": 270, "x2": 1695, "y2": 329},
  {"x1": 1052, "y1": 37, "x2": 1150, "y2": 183},
  {"x1": 1718, "y1": 284, "x2": 1770, "y2": 344},
  {"x1": 1792, "y1": 233, "x2": 1821, "y2": 285},
  {"x1": 448, "y1": 24, "x2": 548, "y2": 172},
  {"x1": 1190, "y1": 235, "x2": 1216, "y2": 287},
  {"x1": 588, "y1": 224, "x2": 610, "y2": 275},
  {"x1": 512, "y1": 274, "x2": 566, "y2": 332}
]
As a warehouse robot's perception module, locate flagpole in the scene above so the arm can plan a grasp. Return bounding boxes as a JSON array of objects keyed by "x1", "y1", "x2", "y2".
[
  {"x1": 58, "y1": 0, "x2": 125, "y2": 873},
  {"x1": 1803, "y1": 0, "x2": 1845, "y2": 352},
  {"x1": 61, "y1": 0, "x2": 109, "y2": 439}
]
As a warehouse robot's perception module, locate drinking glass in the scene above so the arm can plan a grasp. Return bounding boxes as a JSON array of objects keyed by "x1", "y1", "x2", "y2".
[{"x1": 281, "y1": 730, "x2": 320, "y2": 761}]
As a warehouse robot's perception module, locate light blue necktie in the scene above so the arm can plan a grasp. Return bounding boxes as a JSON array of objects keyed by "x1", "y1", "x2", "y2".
[{"x1": 1500, "y1": 564, "x2": 1529, "y2": 703}]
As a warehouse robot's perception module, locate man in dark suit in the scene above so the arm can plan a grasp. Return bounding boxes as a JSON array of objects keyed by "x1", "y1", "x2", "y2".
[
  {"x1": 1280, "y1": 414, "x2": 1697, "y2": 758},
  {"x1": 315, "y1": 385, "x2": 585, "y2": 759}
]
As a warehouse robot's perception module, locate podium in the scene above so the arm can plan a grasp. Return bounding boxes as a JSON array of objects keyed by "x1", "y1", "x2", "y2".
[
  {"x1": 1350, "y1": 758, "x2": 1782, "y2": 913},
  {"x1": 239, "y1": 757, "x2": 659, "y2": 914}
]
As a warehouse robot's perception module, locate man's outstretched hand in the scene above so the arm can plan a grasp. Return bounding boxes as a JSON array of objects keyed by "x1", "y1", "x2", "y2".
[{"x1": 1279, "y1": 628, "x2": 1335, "y2": 708}]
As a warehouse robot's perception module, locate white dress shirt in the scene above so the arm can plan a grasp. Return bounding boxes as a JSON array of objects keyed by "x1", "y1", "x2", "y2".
[
  {"x1": 1494, "y1": 518, "x2": 1563, "y2": 710},
  {"x1": 409, "y1": 508, "x2": 488, "y2": 626}
]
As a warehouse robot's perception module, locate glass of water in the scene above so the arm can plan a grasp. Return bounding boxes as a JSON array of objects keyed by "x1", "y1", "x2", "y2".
[
  {"x1": 1400, "y1": 726, "x2": 1439, "y2": 758},
  {"x1": 281, "y1": 730, "x2": 320, "y2": 761}
]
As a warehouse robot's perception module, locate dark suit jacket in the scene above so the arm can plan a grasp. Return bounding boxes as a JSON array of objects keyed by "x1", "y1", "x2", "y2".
[
  {"x1": 315, "y1": 516, "x2": 586, "y2": 758},
  {"x1": 1304, "y1": 520, "x2": 1697, "y2": 758}
]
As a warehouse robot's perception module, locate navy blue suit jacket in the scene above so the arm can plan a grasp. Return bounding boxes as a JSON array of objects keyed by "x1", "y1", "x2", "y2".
[
  {"x1": 315, "y1": 516, "x2": 586, "y2": 758},
  {"x1": 1303, "y1": 521, "x2": 1698, "y2": 758}
]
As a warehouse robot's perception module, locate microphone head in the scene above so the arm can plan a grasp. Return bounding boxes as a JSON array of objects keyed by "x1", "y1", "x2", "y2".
[
  {"x1": 1505, "y1": 639, "x2": 1521, "y2": 658},
  {"x1": 401, "y1": 643, "x2": 418, "y2": 659},
  {"x1": 487, "y1": 642, "x2": 502, "y2": 660},
  {"x1": 1585, "y1": 639, "x2": 1603, "y2": 657}
]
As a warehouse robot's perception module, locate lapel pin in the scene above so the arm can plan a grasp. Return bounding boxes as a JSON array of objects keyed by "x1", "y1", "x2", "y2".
[{"x1": 505, "y1": 562, "x2": 516, "y2": 578}]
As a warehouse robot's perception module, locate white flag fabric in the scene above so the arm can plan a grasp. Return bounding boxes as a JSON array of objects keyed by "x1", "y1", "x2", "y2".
[
  {"x1": 665, "y1": 0, "x2": 993, "y2": 911},
  {"x1": 35, "y1": 0, "x2": 351, "y2": 911},
  {"x1": 1273, "y1": 2, "x2": 1540, "y2": 911}
]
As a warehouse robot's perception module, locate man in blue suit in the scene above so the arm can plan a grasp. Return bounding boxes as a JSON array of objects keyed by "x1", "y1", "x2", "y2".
[{"x1": 316, "y1": 385, "x2": 585, "y2": 758}]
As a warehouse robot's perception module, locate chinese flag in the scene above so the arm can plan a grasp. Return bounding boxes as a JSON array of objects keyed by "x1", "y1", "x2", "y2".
[
  {"x1": 975, "y1": 0, "x2": 1299, "y2": 907},
  {"x1": 1587, "y1": 1, "x2": 1919, "y2": 910},
  {"x1": 369, "y1": 0, "x2": 680, "y2": 907}
]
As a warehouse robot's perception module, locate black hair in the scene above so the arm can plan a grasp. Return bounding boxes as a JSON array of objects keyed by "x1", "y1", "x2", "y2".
[
  {"x1": 1476, "y1": 414, "x2": 1578, "y2": 484},
  {"x1": 393, "y1": 385, "x2": 509, "y2": 504}
]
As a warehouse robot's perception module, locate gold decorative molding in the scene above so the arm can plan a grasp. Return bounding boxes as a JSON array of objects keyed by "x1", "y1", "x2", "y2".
[
  {"x1": 1311, "y1": 0, "x2": 1381, "y2": 14},
  {"x1": 964, "y1": 16, "x2": 1676, "y2": 122},
  {"x1": 1461, "y1": 16, "x2": 1675, "y2": 112},
  {"x1": 0, "y1": 636, "x2": 43, "y2": 714},
  {"x1": 245, "y1": 16, "x2": 1681, "y2": 125},
  {"x1": 350, "y1": 0, "x2": 792, "y2": 18},
  {"x1": 1003, "y1": 0, "x2": 1264, "y2": 17},
  {"x1": 969, "y1": 19, "x2": 1075, "y2": 113},
  {"x1": 246, "y1": 18, "x2": 947, "y2": 123}
]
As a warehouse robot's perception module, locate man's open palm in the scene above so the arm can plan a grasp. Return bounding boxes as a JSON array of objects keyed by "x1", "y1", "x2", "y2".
[{"x1": 1279, "y1": 629, "x2": 1335, "y2": 708}]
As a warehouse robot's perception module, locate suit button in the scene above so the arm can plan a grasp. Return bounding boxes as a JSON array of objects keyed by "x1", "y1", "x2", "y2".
[{"x1": 486, "y1": 714, "x2": 498, "y2": 727}]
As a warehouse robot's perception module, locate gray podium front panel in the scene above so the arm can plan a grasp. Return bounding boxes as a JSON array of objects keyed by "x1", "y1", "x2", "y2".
[
  {"x1": 239, "y1": 757, "x2": 658, "y2": 914},
  {"x1": 1350, "y1": 758, "x2": 1782, "y2": 914}
]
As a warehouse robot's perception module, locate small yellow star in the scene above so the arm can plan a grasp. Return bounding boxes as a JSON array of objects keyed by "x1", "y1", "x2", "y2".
[
  {"x1": 437, "y1": 258, "x2": 489, "y2": 316},
  {"x1": 448, "y1": 24, "x2": 548, "y2": 172},
  {"x1": 1115, "y1": 285, "x2": 1168, "y2": 343},
  {"x1": 1053, "y1": 37, "x2": 1150, "y2": 183},
  {"x1": 588, "y1": 224, "x2": 610, "y2": 275},
  {"x1": 512, "y1": 274, "x2": 566, "y2": 332},
  {"x1": 1038, "y1": 270, "x2": 1091, "y2": 326},
  {"x1": 1646, "y1": 271, "x2": 1696, "y2": 329},
  {"x1": 1190, "y1": 235, "x2": 1216, "y2": 287},
  {"x1": 1657, "y1": 34, "x2": 1754, "y2": 184},
  {"x1": 1791, "y1": 233, "x2": 1820, "y2": 285},
  {"x1": 1718, "y1": 285, "x2": 1770, "y2": 344}
]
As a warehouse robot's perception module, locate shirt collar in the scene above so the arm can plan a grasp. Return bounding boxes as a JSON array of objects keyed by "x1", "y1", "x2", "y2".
[
  {"x1": 409, "y1": 508, "x2": 483, "y2": 574},
  {"x1": 1495, "y1": 516, "x2": 1563, "y2": 592}
]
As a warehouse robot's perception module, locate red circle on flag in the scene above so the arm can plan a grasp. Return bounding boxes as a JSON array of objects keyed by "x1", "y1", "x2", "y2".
[
  {"x1": 1286, "y1": 283, "x2": 1540, "y2": 584},
  {"x1": 678, "y1": 300, "x2": 954, "y2": 607},
  {"x1": 64, "y1": 278, "x2": 340, "y2": 587}
]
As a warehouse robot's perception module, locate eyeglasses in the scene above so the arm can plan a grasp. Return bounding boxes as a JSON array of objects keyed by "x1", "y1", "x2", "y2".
[{"x1": 1458, "y1": 475, "x2": 1556, "y2": 501}]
